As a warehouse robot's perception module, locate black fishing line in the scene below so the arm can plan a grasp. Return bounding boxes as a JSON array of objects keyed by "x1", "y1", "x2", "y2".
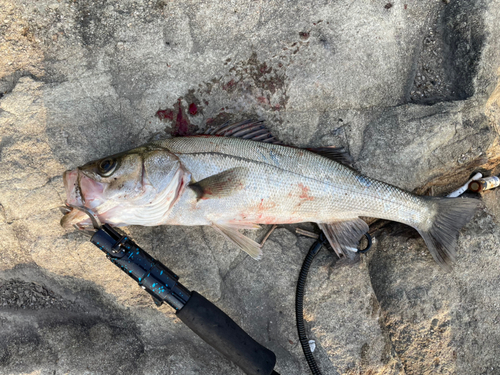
[
  {"x1": 296, "y1": 234, "x2": 326, "y2": 375},
  {"x1": 295, "y1": 232, "x2": 372, "y2": 375}
]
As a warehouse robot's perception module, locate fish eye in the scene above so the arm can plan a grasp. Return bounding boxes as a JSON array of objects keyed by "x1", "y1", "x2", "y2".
[{"x1": 98, "y1": 158, "x2": 117, "y2": 177}]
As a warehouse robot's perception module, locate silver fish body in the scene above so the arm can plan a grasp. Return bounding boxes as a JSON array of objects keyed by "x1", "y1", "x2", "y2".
[
  {"x1": 157, "y1": 137, "x2": 426, "y2": 228},
  {"x1": 61, "y1": 133, "x2": 479, "y2": 269}
]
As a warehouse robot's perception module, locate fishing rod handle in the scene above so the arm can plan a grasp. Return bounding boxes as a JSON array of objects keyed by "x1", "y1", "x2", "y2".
[
  {"x1": 90, "y1": 225, "x2": 191, "y2": 310},
  {"x1": 177, "y1": 291, "x2": 277, "y2": 375},
  {"x1": 90, "y1": 225, "x2": 277, "y2": 375}
]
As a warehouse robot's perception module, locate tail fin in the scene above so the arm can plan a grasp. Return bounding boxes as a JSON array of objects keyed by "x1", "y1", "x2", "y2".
[{"x1": 417, "y1": 197, "x2": 480, "y2": 271}]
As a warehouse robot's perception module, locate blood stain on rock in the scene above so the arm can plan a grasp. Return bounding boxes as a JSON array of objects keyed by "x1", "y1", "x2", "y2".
[
  {"x1": 156, "y1": 98, "x2": 193, "y2": 136},
  {"x1": 299, "y1": 31, "x2": 310, "y2": 40},
  {"x1": 222, "y1": 79, "x2": 237, "y2": 92},
  {"x1": 155, "y1": 109, "x2": 174, "y2": 121},
  {"x1": 188, "y1": 103, "x2": 198, "y2": 115}
]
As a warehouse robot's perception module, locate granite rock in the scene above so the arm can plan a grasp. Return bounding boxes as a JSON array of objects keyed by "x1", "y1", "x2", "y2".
[{"x1": 1, "y1": 0, "x2": 500, "y2": 374}]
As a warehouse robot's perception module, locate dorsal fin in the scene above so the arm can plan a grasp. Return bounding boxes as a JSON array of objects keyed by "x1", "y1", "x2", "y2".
[
  {"x1": 307, "y1": 146, "x2": 354, "y2": 167},
  {"x1": 201, "y1": 120, "x2": 354, "y2": 167},
  {"x1": 202, "y1": 120, "x2": 282, "y2": 144}
]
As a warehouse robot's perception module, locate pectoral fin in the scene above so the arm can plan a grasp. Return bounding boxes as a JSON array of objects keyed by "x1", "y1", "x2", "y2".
[
  {"x1": 318, "y1": 218, "x2": 369, "y2": 258},
  {"x1": 189, "y1": 167, "x2": 248, "y2": 201},
  {"x1": 212, "y1": 223, "x2": 263, "y2": 260}
]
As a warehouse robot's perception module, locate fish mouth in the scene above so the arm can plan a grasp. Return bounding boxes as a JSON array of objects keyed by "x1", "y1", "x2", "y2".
[
  {"x1": 60, "y1": 203, "x2": 102, "y2": 230},
  {"x1": 60, "y1": 204, "x2": 94, "y2": 229},
  {"x1": 60, "y1": 169, "x2": 103, "y2": 229}
]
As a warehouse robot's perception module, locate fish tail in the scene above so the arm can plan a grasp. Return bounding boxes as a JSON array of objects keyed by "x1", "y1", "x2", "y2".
[{"x1": 416, "y1": 197, "x2": 480, "y2": 270}]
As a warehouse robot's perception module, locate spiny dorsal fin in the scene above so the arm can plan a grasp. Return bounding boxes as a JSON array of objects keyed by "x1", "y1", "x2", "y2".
[
  {"x1": 203, "y1": 120, "x2": 282, "y2": 144},
  {"x1": 318, "y1": 218, "x2": 369, "y2": 258},
  {"x1": 189, "y1": 167, "x2": 248, "y2": 200},
  {"x1": 202, "y1": 120, "x2": 355, "y2": 168}
]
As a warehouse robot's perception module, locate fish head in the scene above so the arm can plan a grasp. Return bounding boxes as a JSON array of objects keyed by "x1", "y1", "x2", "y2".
[{"x1": 61, "y1": 145, "x2": 189, "y2": 228}]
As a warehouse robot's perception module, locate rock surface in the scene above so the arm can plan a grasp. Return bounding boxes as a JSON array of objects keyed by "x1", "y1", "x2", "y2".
[{"x1": 1, "y1": 0, "x2": 500, "y2": 374}]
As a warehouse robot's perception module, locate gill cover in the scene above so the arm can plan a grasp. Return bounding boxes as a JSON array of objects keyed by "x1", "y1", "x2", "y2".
[{"x1": 63, "y1": 145, "x2": 190, "y2": 227}]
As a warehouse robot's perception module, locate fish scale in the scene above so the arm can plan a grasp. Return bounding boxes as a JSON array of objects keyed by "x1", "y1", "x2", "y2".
[
  {"x1": 157, "y1": 137, "x2": 428, "y2": 229},
  {"x1": 62, "y1": 123, "x2": 480, "y2": 269}
]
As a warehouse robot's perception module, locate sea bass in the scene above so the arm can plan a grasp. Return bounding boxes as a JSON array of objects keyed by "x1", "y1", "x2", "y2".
[{"x1": 61, "y1": 121, "x2": 479, "y2": 269}]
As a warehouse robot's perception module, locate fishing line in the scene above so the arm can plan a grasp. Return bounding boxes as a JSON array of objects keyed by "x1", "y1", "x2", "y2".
[
  {"x1": 68, "y1": 206, "x2": 378, "y2": 374},
  {"x1": 295, "y1": 231, "x2": 372, "y2": 375}
]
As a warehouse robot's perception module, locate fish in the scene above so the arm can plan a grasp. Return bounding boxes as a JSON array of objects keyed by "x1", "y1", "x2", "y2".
[{"x1": 61, "y1": 120, "x2": 479, "y2": 269}]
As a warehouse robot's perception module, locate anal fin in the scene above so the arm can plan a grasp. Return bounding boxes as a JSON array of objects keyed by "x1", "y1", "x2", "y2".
[
  {"x1": 318, "y1": 218, "x2": 369, "y2": 258},
  {"x1": 213, "y1": 223, "x2": 263, "y2": 260}
]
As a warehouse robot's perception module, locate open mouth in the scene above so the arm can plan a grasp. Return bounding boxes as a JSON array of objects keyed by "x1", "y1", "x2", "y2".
[
  {"x1": 60, "y1": 169, "x2": 104, "y2": 229},
  {"x1": 60, "y1": 169, "x2": 86, "y2": 229}
]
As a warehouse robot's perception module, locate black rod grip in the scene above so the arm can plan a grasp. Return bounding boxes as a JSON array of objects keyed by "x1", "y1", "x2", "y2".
[{"x1": 177, "y1": 291, "x2": 276, "y2": 375}]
